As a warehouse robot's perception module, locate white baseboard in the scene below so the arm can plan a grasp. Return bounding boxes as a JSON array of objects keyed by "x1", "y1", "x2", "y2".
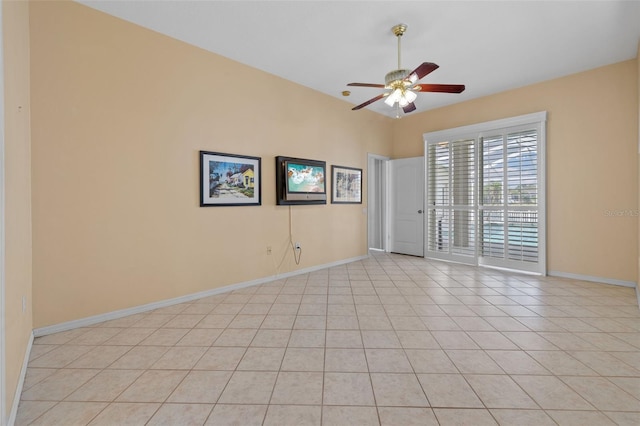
[
  {"x1": 33, "y1": 255, "x2": 369, "y2": 337},
  {"x1": 8, "y1": 331, "x2": 33, "y2": 426},
  {"x1": 546, "y1": 271, "x2": 639, "y2": 310},
  {"x1": 547, "y1": 270, "x2": 636, "y2": 288}
]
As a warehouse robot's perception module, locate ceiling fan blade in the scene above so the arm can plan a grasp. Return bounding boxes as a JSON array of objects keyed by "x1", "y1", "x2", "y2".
[
  {"x1": 414, "y1": 84, "x2": 466, "y2": 93},
  {"x1": 402, "y1": 102, "x2": 417, "y2": 113},
  {"x1": 352, "y1": 93, "x2": 387, "y2": 110},
  {"x1": 347, "y1": 83, "x2": 386, "y2": 88},
  {"x1": 407, "y1": 62, "x2": 439, "y2": 82}
]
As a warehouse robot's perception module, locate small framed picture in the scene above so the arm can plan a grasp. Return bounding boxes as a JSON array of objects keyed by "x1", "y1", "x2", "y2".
[
  {"x1": 331, "y1": 165, "x2": 362, "y2": 204},
  {"x1": 200, "y1": 151, "x2": 261, "y2": 206}
]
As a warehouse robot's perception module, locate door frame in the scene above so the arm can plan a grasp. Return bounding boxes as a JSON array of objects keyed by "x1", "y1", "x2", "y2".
[{"x1": 367, "y1": 153, "x2": 390, "y2": 252}]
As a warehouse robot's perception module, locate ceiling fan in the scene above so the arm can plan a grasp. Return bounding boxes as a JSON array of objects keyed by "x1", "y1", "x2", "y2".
[{"x1": 348, "y1": 24, "x2": 465, "y2": 116}]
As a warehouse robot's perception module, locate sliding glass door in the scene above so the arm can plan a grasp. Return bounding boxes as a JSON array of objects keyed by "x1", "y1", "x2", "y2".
[
  {"x1": 424, "y1": 113, "x2": 546, "y2": 274},
  {"x1": 479, "y1": 127, "x2": 541, "y2": 272},
  {"x1": 427, "y1": 138, "x2": 477, "y2": 264}
]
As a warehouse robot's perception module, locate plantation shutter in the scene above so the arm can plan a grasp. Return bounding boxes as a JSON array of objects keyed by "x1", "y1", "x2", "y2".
[
  {"x1": 424, "y1": 112, "x2": 546, "y2": 275},
  {"x1": 479, "y1": 127, "x2": 540, "y2": 272},
  {"x1": 426, "y1": 138, "x2": 477, "y2": 264}
]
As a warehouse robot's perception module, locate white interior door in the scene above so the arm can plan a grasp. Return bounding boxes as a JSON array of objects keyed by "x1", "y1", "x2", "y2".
[{"x1": 389, "y1": 157, "x2": 424, "y2": 256}]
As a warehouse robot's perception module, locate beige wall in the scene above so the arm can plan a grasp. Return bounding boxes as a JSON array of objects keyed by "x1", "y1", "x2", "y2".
[
  {"x1": 27, "y1": 1, "x2": 639, "y2": 331},
  {"x1": 393, "y1": 60, "x2": 639, "y2": 283},
  {"x1": 30, "y1": 1, "x2": 392, "y2": 328},
  {"x1": 3, "y1": 0, "x2": 32, "y2": 416}
]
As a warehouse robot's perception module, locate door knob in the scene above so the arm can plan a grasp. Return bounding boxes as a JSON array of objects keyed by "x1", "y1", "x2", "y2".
[{"x1": 418, "y1": 210, "x2": 423, "y2": 214}]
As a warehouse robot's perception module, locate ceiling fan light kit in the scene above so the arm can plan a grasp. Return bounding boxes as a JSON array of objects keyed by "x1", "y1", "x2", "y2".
[{"x1": 348, "y1": 23, "x2": 465, "y2": 116}]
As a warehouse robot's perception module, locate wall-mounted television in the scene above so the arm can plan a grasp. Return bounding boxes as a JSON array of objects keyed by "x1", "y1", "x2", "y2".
[{"x1": 276, "y1": 156, "x2": 327, "y2": 205}]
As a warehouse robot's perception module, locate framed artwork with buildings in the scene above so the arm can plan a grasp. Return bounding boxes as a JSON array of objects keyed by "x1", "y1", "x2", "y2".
[
  {"x1": 331, "y1": 165, "x2": 362, "y2": 204},
  {"x1": 200, "y1": 151, "x2": 261, "y2": 206}
]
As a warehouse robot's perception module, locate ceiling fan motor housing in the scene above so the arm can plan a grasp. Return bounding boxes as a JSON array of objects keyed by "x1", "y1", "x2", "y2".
[{"x1": 385, "y1": 69, "x2": 412, "y2": 89}]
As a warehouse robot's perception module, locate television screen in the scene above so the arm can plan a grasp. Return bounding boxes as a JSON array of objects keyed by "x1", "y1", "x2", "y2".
[
  {"x1": 286, "y1": 162, "x2": 326, "y2": 194},
  {"x1": 276, "y1": 156, "x2": 327, "y2": 204}
]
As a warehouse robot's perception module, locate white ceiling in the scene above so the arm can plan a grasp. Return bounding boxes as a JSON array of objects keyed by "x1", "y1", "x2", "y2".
[{"x1": 78, "y1": 1, "x2": 640, "y2": 118}]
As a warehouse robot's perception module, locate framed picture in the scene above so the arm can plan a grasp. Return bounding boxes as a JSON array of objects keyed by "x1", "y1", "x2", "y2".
[
  {"x1": 331, "y1": 165, "x2": 362, "y2": 204},
  {"x1": 200, "y1": 151, "x2": 261, "y2": 206}
]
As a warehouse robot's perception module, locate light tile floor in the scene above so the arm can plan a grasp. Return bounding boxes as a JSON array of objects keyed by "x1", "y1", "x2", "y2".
[{"x1": 15, "y1": 252, "x2": 640, "y2": 425}]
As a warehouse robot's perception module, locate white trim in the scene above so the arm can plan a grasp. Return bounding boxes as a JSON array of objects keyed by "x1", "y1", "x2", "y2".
[
  {"x1": 367, "y1": 153, "x2": 390, "y2": 252},
  {"x1": 34, "y1": 255, "x2": 368, "y2": 337},
  {"x1": 538, "y1": 117, "x2": 547, "y2": 276},
  {"x1": 481, "y1": 263, "x2": 543, "y2": 276},
  {"x1": 418, "y1": 255, "x2": 543, "y2": 277},
  {"x1": 424, "y1": 111, "x2": 547, "y2": 143},
  {"x1": 481, "y1": 256, "x2": 543, "y2": 275},
  {"x1": 424, "y1": 255, "x2": 486, "y2": 269},
  {"x1": 548, "y1": 270, "x2": 636, "y2": 288},
  {"x1": 7, "y1": 332, "x2": 31, "y2": 426}
]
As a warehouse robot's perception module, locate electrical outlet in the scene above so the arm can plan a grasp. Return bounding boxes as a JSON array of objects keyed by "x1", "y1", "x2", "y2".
[
  {"x1": 294, "y1": 242, "x2": 301, "y2": 250},
  {"x1": 267, "y1": 246, "x2": 272, "y2": 255}
]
